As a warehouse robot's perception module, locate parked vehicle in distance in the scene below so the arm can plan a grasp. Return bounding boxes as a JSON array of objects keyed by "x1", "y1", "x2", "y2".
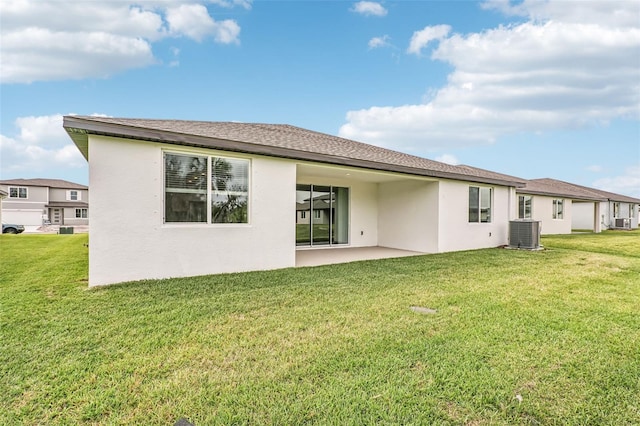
[{"x1": 2, "y1": 223, "x2": 25, "y2": 234}]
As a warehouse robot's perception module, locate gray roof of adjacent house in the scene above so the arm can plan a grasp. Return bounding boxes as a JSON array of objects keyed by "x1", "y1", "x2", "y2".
[
  {"x1": 518, "y1": 178, "x2": 640, "y2": 203},
  {"x1": 64, "y1": 116, "x2": 527, "y2": 187},
  {"x1": 0, "y1": 178, "x2": 87, "y2": 190}
]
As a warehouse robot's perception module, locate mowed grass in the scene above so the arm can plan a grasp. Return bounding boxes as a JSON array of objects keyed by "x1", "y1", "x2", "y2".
[{"x1": 1, "y1": 231, "x2": 639, "y2": 425}]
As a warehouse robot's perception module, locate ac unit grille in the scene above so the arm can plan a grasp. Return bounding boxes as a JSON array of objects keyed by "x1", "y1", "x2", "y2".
[
  {"x1": 614, "y1": 218, "x2": 631, "y2": 229},
  {"x1": 509, "y1": 220, "x2": 541, "y2": 249}
]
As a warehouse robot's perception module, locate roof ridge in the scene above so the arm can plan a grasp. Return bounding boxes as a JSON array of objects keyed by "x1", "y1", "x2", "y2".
[{"x1": 0, "y1": 178, "x2": 87, "y2": 188}]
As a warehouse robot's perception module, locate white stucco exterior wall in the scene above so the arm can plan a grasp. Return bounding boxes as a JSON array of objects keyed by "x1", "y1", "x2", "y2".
[
  {"x1": 88, "y1": 135, "x2": 296, "y2": 286},
  {"x1": 377, "y1": 180, "x2": 439, "y2": 253},
  {"x1": 349, "y1": 181, "x2": 380, "y2": 247},
  {"x1": 572, "y1": 202, "x2": 599, "y2": 231},
  {"x1": 438, "y1": 180, "x2": 510, "y2": 252},
  {"x1": 530, "y1": 195, "x2": 572, "y2": 235},
  {"x1": 632, "y1": 204, "x2": 640, "y2": 229}
]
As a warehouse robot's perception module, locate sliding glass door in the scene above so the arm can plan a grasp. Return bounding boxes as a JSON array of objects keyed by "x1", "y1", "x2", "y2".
[
  {"x1": 296, "y1": 184, "x2": 349, "y2": 247},
  {"x1": 332, "y1": 187, "x2": 349, "y2": 245}
]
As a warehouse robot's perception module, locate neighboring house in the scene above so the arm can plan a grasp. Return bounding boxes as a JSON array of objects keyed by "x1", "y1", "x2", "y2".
[
  {"x1": 568, "y1": 185, "x2": 640, "y2": 230},
  {"x1": 516, "y1": 179, "x2": 606, "y2": 234},
  {"x1": 0, "y1": 188, "x2": 7, "y2": 225},
  {"x1": 0, "y1": 178, "x2": 89, "y2": 227},
  {"x1": 64, "y1": 116, "x2": 528, "y2": 286}
]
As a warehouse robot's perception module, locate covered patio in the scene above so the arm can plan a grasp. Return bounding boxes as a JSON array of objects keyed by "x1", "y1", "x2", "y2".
[{"x1": 295, "y1": 246, "x2": 424, "y2": 267}]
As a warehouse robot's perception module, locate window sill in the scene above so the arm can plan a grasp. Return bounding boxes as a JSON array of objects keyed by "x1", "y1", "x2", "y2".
[{"x1": 162, "y1": 223, "x2": 251, "y2": 228}]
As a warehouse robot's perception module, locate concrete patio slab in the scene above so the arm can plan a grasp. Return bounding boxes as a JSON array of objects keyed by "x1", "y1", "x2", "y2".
[{"x1": 296, "y1": 246, "x2": 424, "y2": 267}]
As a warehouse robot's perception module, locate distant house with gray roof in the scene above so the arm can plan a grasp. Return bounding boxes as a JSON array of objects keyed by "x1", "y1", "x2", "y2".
[
  {"x1": 64, "y1": 115, "x2": 531, "y2": 286},
  {"x1": 0, "y1": 178, "x2": 89, "y2": 227},
  {"x1": 516, "y1": 178, "x2": 606, "y2": 234},
  {"x1": 516, "y1": 178, "x2": 639, "y2": 233},
  {"x1": 559, "y1": 181, "x2": 640, "y2": 231}
]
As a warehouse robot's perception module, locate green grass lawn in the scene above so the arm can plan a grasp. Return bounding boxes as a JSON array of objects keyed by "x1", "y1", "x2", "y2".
[{"x1": 1, "y1": 231, "x2": 639, "y2": 425}]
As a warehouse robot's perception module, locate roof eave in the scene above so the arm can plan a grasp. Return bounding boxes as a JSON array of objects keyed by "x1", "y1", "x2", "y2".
[{"x1": 64, "y1": 117, "x2": 89, "y2": 160}]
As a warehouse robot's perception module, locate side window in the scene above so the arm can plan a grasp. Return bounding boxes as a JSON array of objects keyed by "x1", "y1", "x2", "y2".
[
  {"x1": 518, "y1": 195, "x2": 532, "y2": 219},
  {"x1": 211, "y1": 157, "x2": 249, "y2": 224},
  {"x1": 469, "y1": 186, "x2": 492, "y2": 223},
  {"x1": 165, "y1": 153, "x2": 208, "y2": 223},
  {"x1": 9, "y1": 187, "x2": 28, "y2": 198},
  {"x1": 553, "y1": 199, "x2": 564, "y2": 219},
  {"x1": 164, "y1": 152, "x2": 249, "y2": 224}
]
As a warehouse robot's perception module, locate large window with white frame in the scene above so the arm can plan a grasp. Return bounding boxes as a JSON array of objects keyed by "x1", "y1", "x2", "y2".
[
  {"x1": 75, "y1": 208, "x2": 88, "y2": 218},
  {"x1": 67, "y1": 190, "x2": 80, "y2": 201},
  {"x1": 552, "y1": 199, "x2": 564, "y2": 219},
  {"x1": 613, "y1": 202, "x2": 620, "y2": 218},
  {"x1": 9, "y1": 187, "x2": 27, "y2": 199},
  {"x1": 469, "y1": 186, "x2": 492, "y2": 223},
  {"x1": 518, "y1": 195, "x2": 532, "y2": 219},
  {"x1": 164, "y1": 152, "x2": 249, "y2": 224}
]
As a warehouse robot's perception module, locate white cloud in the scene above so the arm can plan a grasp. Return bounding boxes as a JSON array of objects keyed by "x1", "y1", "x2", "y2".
[
  {"x1": 2, "y1": 29, "x2": 155, "y2": 83},
  {"x1": 482, "y1": 0, "x2": 639, "y2": 28},
  {"x1": 407, "y1": 25, "x2": 451, "y2": 56},
  {"x1": 434, "y1": 154, "x2": 460, "y2": 165},
  {"x1": 169, "y1": 46, "x2": 181, "y2": 67},
  {"x1": 351, "y1": 1, "x2": 388, "y2": 17},
  {"x1": 166, "y1": 4, "x2": 240, "y2": 43},
  {"x1": 586, "y1": 165, "x2": 603, "y2": 173},
  {"x1": 369, "y1": 35, "x2": 391, "y2": 49},
  {"x1": 0, "y1": 1, "x2": 244, "y2": 83},
  {"x1": 0, "y1": 114, "x2": 87, "y2": 176},
  {"x1": 210, "y1": 0, "x2": 252, "y2": 10},
  {"x1": 593, "y1": 165, "x2": 640, "y2": 198},
  {"x1": 340, "y1": 1, "x2": 640, "y2": 152}
]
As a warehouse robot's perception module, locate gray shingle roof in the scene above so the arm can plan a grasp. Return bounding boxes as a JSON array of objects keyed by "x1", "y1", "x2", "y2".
[
  {"x1": 64, "y1": 116, "x2": 526, "y2": 187},
  {"x1": 518, "y1": 178, "x2": 640, "y2": 203},
  {"x1": 0, "y1": 178, "x2": 87, "y2": 190},
  {"x1": 584, "y1": 187, "x2": 640, "y2": 203}
]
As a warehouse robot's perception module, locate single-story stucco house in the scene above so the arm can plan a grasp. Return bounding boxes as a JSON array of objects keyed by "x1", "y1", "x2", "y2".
[
  {"x1": 64, "y1": 116, "x2": 532, "y2": 286},
  {"x1": 516, "y1": 178, "x2": 607, "y2": 234},
  {"x1": 568, "y1": 184, "x2": 640, "y2": 231},
  {"x1": 516, "y1": 178, "x2": 640, "y2": 233}
]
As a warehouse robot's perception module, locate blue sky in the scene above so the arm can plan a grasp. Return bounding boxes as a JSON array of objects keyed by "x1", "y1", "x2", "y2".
[{"x1": 1, "y1": 0, "x2": 639, "y2": 197}]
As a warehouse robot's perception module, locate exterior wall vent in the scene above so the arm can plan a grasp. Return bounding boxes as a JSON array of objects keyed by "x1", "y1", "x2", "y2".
[
  {"x1": 509, "y1": 220, "x2": 541, "y2": 249},
  {"x1": 614, "y1": 218, "x2": 631, "y2": 229}
]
